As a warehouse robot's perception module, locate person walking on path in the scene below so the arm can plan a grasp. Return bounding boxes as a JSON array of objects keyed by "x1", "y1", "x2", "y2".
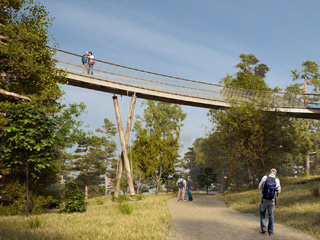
[
  {"x1": 81, "y1": 51, "x2": 89, "y2": 74},
  {"x1": 258, "y1": 168, "x2": 281, "y2": 236},
  {"x1": 87, "y1": 51, "x2": 95, "y2": 75},
  {"x1": 176, "y1": 176, "x2": 186, "y2": 202},
  {"x1": 186, "y1": 175, "x2": 193, "y2": 201}
]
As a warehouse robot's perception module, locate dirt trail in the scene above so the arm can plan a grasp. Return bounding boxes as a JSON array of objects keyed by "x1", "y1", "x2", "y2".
[{"x1": 168, "y1": 194, "x2": 316, "y2": 240}]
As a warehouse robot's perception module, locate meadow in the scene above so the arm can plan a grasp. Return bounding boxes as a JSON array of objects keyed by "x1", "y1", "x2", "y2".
[
  {"x1": 0, "y1": 193, "x2": 175, "y2": 240},
  {"x1": 219, "y1": 176, "x2": 320, "y2": 239}
]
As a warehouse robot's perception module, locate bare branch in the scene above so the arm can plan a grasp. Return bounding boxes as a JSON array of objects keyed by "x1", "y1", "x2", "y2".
[{"x1": 0, "y1": 88, "x2": 32, "y2": 101}]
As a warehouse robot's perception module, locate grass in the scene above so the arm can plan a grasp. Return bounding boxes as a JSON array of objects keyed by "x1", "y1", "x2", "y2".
[
  {"x1": 0, "y1": 193, "x2": 175, "y2": 240},
  {"x1": 219, "y1": 176, "x2": 320, "y2": 239}
]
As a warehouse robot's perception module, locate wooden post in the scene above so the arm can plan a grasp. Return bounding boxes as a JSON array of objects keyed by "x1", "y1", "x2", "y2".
[{"x1": 113, "y1": 95, "x2": 136, "y2": 197}]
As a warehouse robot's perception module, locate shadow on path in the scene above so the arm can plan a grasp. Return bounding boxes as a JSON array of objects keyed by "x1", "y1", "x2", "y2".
[{"x1": 168, "y1": 195, "x2": 316, "y2": 240}]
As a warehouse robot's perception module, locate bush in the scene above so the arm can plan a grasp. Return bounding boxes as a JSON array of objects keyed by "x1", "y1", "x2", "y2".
[
  {"x1": 310, "y1": 185, "x2": 320, "y2": 197},
  {"x1": 61, "y1": 182, "x2": 87, "y2": 213},
  {"x1": 26, "y1": 216, "x2": 43, "y2": 229},
  {"x1": 116, "y1": 202, "x2": 133, "y2": 215},
  {"x1": 112, "y1": 194, "x2": 129, "y2": 203},
  {"x1": 0, "y1": 182, "x2": 58, "y2": 215},
  {"x1": 135, "y1": 194, "x2": 143, "y2": 201}
]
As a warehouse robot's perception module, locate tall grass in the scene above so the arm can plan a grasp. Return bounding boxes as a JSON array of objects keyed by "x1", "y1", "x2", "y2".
[
  {"x1": 219, "y1": 176, "x2": 320, "y2": 239},
  {"x1": 0, "y1": 194, "x2": 174, "y2": 240}
]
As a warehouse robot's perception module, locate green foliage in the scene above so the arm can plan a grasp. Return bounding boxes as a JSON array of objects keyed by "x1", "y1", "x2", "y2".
[
  {"x1": 132, "y1": 101, "x2": 186, "y2": 194},
  {"x1": 232, "y1": 71, "x2": 270, "y2": 91},
  {"x1": 220, "y1": 53, "x2": 271, "y2": 90},
  {"x1": 0, "y1": 0, "x2": 66, "y2": 112},
  {"x1": 0, "y1": 103, "x2": 58, "y2": 180},
  {"x1": 0, "y1": 181, "x2": 58, "y2": 216},
  {"x1": 204, "y1": 54, "x2": 314, "y2": 190},
  {"x1": 62, "y1": 182, "x2": 86, "y2": 213},
  {"x1": 234, "y1": 53, "x2": 270, "y2": 78},
  {"x1": 88, "y1": 185, "x2": 105, "y2": 198},
  {"x1": 116, "y1": 202, "x2": 133, "y2": 215},
  {"x1": 190, "y1": 163, "x2": 217, "y2": 193}
]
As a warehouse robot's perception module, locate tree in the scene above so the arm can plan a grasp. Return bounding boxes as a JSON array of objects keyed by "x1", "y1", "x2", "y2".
[
  {"x1": 190, "y1": 163, "x2": 217, "y2": 194},
  {"x1": 208, "y1": 54, "x2": 311, "y2": 189},
  {"x1": 0, "y1": 0, "x2": 65, "y2": 109},
  {"x1": 62, "y1": 181, "x2": 86, "y2": 213},
  {"x1": 95, "y1": 118, "x2": 118, "y2": 195},
  {"x1": 286, "y1": 60, "x2": 320, "y2": 175},
  {"x1": 73, "y1": 133, "x2": 105, "y2": 199},
  {"x1": 132, "y1": 101, "x2": 186, "y2": 194},
  {"x1": 0, "y1": 103, "x2": 58, "y2": 216},
  {"x1": 54, "y1": 102, "x2": 87, "y2": 184}
]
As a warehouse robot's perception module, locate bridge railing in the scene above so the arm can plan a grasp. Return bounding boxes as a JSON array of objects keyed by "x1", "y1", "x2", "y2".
[{"x1": 52, "y1": 48, "x2": 320, "y2": 109}]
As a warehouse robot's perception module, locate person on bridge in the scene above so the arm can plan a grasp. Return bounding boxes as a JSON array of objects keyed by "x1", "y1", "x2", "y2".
[
  {"x1": 88, "y1": 51, "x2": 95, "y2": 75},
  {"x1": 186, "y1": 175, "x2": 193, "y2": 201},
  {"x1": 258, "y1": 168, "x2": 281, "y2": 236},
  {"x1": 176, "y1": 176, "x2": 186, "y2": 202},
  {"x1": 81, "y1": 51, "x2": 89, "y2": 74}
]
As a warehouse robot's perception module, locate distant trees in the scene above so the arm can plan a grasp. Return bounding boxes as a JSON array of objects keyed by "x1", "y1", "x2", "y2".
[
  {"x1": 286, "y1": 61, "x2": 320, "y2": 175},
  {"x1": 182, "y1": 54, "x2": 318, "y2": 191}
]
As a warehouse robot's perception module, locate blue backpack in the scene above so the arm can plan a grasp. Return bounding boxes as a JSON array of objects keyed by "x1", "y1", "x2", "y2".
[{"x1": 262, "y1": 177, "x2": 277, "y2": 200}]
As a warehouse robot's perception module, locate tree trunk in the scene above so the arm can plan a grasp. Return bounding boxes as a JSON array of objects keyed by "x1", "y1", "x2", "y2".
[
  {"x1": 155, "y1": 179, "x2": 161, "y2": 195},
  {"x1": 60, "y1": 173, "x2": 64, "y2": 184},
  {"x1": 245, "y1": 160, "x2": 253, "y2": 185},
  {"x1": 136, "y1": 173, "x2": 142, "y2": 194},
  {"x1": 113, "y1": 95, "x2": 136, "y2": 197},
  {"x1": 25, "y1": 162, "x2": 29, "y2": 217},
  {"x1": 220, "y1": 169, "x2": 225, "y2": 192},
  {"x1": 226, "y1": 166, "x2": 233, "y2": 190},
  {"x1": 105, "y1": 169, "x2": 109, "y2": 195},
  {"x1": 85, "y1": 184, "x2": 88, "y2": 200},
  {"x1": 306, "y1": 152, "x2": 310, "y2": 175}
]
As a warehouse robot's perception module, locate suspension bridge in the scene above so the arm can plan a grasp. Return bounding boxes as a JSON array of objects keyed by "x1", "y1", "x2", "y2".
[{"x1": 54, "y1": 48, "x2": 320, "y2": 119}]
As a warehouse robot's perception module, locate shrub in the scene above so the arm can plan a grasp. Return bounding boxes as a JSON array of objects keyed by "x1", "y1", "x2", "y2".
[
  {"x1": 0, "y1": 182, "x2": 58, "y2": 215},
  {"x1": 114, "y1": 194, "x2": 129, "y2": 203},
  {"x1": 26, "y1": 216, "x2": 43, "y2": 229},
  {"x1": 61, "y1": 182, "x2": 87, "y2": 213},
  {"x1": 310, "y1": 185, "x2": 320, "y2": 197},
  {"x1": 116, "y1": 202, "x2": 133, "y2": 215},
  {"x1": 135, "y1": 194, "x2": 143, "y2": 201}
]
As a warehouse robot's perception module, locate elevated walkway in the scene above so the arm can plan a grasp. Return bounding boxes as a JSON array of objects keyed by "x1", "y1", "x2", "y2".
[{"x1": 54, "y1": 48, "x2": 320, "y2": 119}]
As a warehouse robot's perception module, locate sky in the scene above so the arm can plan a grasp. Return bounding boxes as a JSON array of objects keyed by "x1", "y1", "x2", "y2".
[{"x1": 42, "y1": 0, "x2": 320, "y2": 156}]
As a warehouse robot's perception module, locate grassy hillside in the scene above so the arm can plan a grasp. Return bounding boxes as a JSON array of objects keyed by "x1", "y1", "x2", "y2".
[
  {"x1": 0, "y1": 193, "x2": 174, "y2": 240},
  {"x1": 219, "y1": 176, "x2": 320, "y2": 239}
]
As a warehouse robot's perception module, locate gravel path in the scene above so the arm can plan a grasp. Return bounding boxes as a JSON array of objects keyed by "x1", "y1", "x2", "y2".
[{"x1": 168, "y1": 194, "x2": 316, "y2": 240}]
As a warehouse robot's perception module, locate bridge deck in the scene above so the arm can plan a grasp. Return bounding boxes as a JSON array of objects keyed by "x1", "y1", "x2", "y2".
[{"x1": 53, "y1": 48, "x2": 320, "y2": 119}]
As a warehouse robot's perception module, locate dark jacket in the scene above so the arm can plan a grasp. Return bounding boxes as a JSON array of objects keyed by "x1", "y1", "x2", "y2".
[{"x1": 187, "y1": 179, "x2": 193, "y2": 189}]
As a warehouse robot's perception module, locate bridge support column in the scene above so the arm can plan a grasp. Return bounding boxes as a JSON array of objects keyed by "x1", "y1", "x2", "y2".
[{"x1": 113, "y1": 95, "x2": 136, "y2": 197}]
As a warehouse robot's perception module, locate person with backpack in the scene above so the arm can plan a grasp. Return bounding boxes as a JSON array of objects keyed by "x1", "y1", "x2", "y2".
[
  {"x1": 81, "y1": 51, "x2": 89, "y2": 74},
  {"x1": 176, "y1": 176, "x2": 186, "y2": 202},
  {"x1": 258, "y1": 168, "x2": 281, "y2": 236}
]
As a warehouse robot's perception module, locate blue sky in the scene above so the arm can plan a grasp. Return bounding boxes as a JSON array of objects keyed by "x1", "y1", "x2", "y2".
[{"x1": 42, "y1": 0, "x2": 320, "y2": 155}]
